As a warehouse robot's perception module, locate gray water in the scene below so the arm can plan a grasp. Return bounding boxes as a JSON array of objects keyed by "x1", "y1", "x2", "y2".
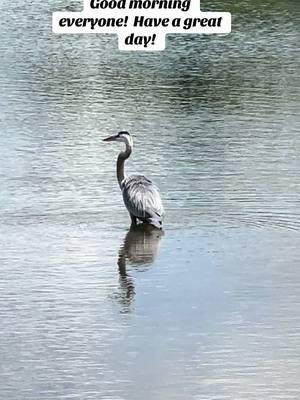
[{"x1": 1, "y1": 0, "x2": 300, "y2": 399}]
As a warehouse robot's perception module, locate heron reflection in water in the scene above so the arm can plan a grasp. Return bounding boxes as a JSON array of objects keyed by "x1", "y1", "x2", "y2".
[
  {"x1": 103, "y1": 132, "x2": 164, "y2": 229},
  {"x1": 117, "y1": 223, "x2": 164, "y2": 312}
]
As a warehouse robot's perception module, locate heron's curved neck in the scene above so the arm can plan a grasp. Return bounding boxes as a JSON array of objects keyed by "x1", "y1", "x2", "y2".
[{"x1": 117, "y1": 140, "x2": 132, "y2": 187}]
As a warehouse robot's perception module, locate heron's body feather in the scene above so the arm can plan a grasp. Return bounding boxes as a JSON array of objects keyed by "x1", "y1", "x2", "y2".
[{"x1": 121, "y1": 175, "x2": 164, "y2": 226}]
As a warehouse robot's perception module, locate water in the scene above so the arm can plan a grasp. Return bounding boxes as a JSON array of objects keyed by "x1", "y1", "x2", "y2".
[{"x1": 0, "y1": 0, "x2": 300, "y2": 398}]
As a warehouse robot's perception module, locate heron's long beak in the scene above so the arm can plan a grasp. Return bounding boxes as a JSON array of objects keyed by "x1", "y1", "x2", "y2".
[{"x1": 103, "y1": 134, "x2": 118, "y2": 142}]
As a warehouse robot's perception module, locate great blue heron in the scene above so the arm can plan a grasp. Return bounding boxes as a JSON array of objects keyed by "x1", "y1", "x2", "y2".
[{"x1": 103, "y1": 131, "x2": 164, "y2": 229}]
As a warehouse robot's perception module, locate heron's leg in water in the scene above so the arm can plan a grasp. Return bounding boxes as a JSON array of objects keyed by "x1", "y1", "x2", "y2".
[{"x1": 130, "y1": 214, "x2": 137, "y2": 226}]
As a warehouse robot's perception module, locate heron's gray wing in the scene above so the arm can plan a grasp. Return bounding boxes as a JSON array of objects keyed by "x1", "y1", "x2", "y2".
[{"x1": 121, "y1": 175, "x2": 164, "y2": 221}]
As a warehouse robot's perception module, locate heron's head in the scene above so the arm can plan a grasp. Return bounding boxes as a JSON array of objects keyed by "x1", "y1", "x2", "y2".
[{"x1": 103, "y1": 131, "x2": 132, "y2": 147}]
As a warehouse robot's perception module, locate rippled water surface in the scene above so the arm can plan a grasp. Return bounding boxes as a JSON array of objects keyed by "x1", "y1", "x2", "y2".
[{"x1": 0, "y1": 0, "x2": 300, "y2": 399}]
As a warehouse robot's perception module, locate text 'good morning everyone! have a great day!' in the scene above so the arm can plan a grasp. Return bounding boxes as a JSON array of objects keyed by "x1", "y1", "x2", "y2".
[{"x1": 53, "y1": 0, "x2": 231, "y2": 50}]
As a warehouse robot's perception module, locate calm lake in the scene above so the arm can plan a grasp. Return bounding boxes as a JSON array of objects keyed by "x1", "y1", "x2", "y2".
[{"x1": 0, "y1": 0, "x2": 299, "y2": 399}]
